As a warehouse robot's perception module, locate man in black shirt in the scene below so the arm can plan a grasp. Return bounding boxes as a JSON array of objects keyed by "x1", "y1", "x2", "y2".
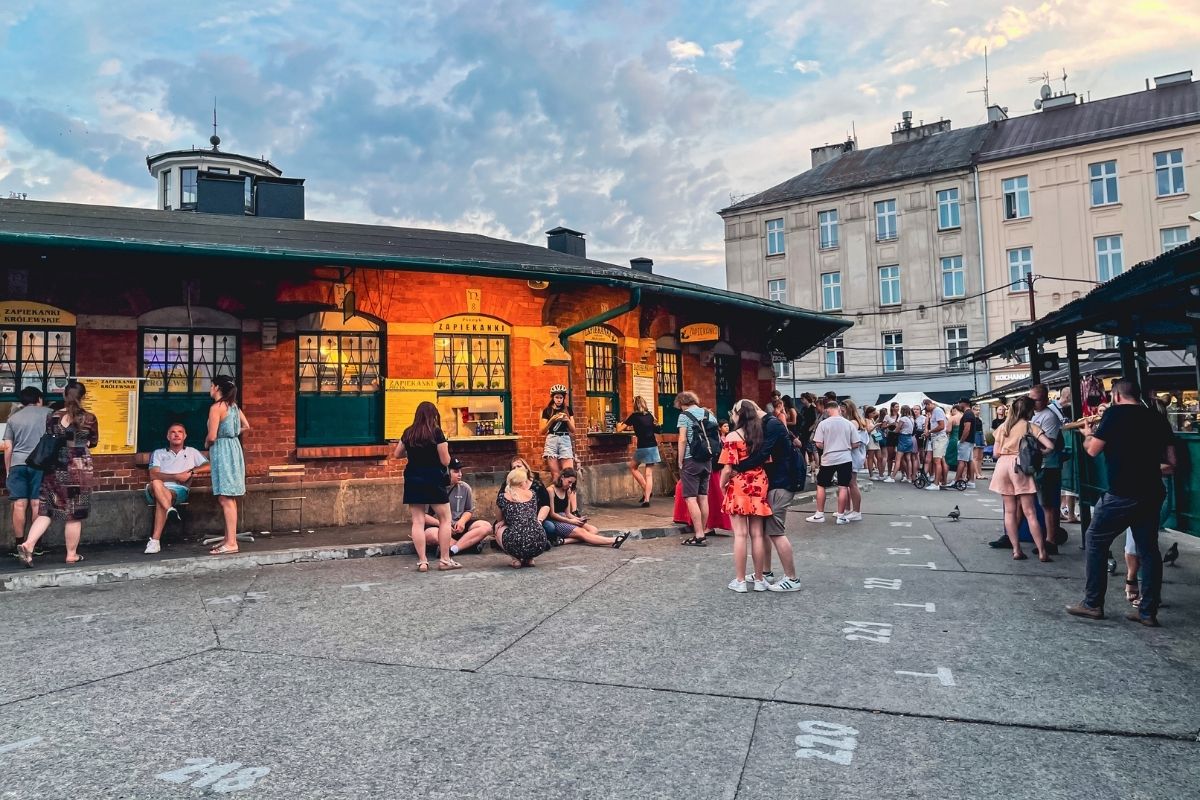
[
  {"x1": 1067, "y1": 379, "x2": 1175, "y2": 626},
  {"x1": 954, "y1": 398, "x2": 977, "y2": 488}
]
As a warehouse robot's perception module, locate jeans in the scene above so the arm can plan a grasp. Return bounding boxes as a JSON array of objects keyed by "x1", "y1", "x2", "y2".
[{"x1": 1083, "y1": 491, "x2": 1163, "y2": 617}]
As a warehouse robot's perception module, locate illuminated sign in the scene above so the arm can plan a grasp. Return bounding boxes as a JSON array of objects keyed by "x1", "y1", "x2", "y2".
[{"x1": 679, "y1": 323, "x2": 720, "y2": 343}]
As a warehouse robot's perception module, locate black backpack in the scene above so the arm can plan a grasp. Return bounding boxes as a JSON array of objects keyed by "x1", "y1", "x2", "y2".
[
  {"x1": 1016, "y1": 426, "x2": 1044, "y2": 476},
  {"x1": 686, "y1": 408, "x2": 720, "y2": 462}
]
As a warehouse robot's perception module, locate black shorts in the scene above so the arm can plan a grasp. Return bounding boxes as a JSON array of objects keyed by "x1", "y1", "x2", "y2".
[
  {"x1": 1036, "y1": 467, "x2": 1062, "y2": 508},
  {"x1": 885, "y1": 432, "x2": 899, "y2": 448},
  {"x1": 816, "y1": 462, "x2": 853, "y2": 488},
  {"x1": 680, "y1": 458, "x2": 711, "y2": 497}
]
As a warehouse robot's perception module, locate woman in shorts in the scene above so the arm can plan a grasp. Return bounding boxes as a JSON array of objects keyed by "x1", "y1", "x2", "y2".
[{"x1": 619, "y1": 396, "x2": 660, "y2": 507}]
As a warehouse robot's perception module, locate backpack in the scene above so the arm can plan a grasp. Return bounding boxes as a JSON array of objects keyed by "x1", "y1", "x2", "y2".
[
  {"x1": 1016, "y1": 424, "x2": 1043, "y2": 476},
  {"x1": 685, "y1": 408, "x2": 720, "y2": 462}
]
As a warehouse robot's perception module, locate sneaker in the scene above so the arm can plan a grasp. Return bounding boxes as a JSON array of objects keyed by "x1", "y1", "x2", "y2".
[
  {"x1": 986, "y1": 535, "x2": 1010, "y2": 549},
  {"x1": 727, "y1": 579, "x2": 749, "y2": 593},
  {"x1": 753, "y1": 579, "x2": 769, "y2": 592},
  {"x1": 965, "y1": 481, "x2": 977, "y2": 489},
  {"x1": 883, "y1": 477, "x2": 896, "y2": 484},
  {"x1": 745, "y1": 572, "x2": 775, "y2": 583},
  {"x1": 925, "y1": 484, "x2": 941, "y2": 491},
  {"x1": 166, "y1": 506, "x2": 180, "y2": 520},
  {"x1": 767, "y1": 576, "x2": 801, "y2": 592},
  {"x1": 835, "y1": 514, "x2": 850, "y2": 525},
  {"x1": 805, "y1": 512, "x2": 826, "y2": 523},
  {"x1": 144, "y1": 539, "x2": 161, "y2": 554},
  {"x1": 845, "y1": 511, "x2": 863, "y2": 521}
]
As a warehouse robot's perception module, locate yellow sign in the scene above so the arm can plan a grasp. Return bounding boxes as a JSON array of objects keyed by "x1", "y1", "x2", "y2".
[
  {"x1": 79, "y1": 377, "x2": 139, "y2": 455},
  {"x1": 385, "y1": 378, "x2": 440, "y2": 439},
  {"x1": 632, "y1": 364, "x2": 657, "y2": 421},
  {"x1": 466, "y1": 289, "x2": 482, "y2": 313},
  {"x1": 433, "y1": 315, "x2": 511, "y2": 335},
  {"x1": 680, "y1": 323, "x2": 720, "y2": 343},
  {"x1": 584, "y1": 326, "x2": 619, "y2": 343},
  {"x1": 0, "y1": 301, "x2": 76, "y2": 327}
]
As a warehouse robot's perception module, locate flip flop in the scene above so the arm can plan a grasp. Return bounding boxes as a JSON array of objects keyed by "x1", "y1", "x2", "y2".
[
  {"x1": 437, "y1": 559, "x2": 463, "y2": 571},
  {"x1": 16, "y1": 544, "x2": 33, "y2": 568},
  {"x1": 611, "y1": 532, "x2": 631, "y2": 549},
  {"x1": 64, "y1": 555, "x2": 85, "y2": 564},
  {"x1": 209, "y1": 544, "x2": 239, "y2": 555}
]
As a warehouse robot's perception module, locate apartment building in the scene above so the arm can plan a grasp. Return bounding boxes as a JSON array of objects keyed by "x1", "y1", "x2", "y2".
[
  {"x1": 723, "y1": 70, "x2": 1200, "y2": 402},
  {"x1": 721, "y1": 117, "x2": 990, "y2": 405}
]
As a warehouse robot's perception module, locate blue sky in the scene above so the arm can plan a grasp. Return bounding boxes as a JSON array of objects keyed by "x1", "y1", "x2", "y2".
[{"x1": 1, "y1": 0, "x2": 1197, "y2": 287}]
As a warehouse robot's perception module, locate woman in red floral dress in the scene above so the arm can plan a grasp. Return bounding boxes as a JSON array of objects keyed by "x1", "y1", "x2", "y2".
[{"x1": 719, "y1": 399, "x2": 773, "y2": 593}]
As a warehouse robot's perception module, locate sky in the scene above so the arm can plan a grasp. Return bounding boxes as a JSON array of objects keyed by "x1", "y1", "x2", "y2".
[{"x1": 1, "y1": 0, "x2": 1198, "y2": 288}]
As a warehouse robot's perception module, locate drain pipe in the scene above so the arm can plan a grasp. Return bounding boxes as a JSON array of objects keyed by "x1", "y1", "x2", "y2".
[
  {"x1": 557, "y1": 287, "x2": 643, "y2": 417},
  {"x1": 972, "y1": 167, "x2": 990, "y2": 422}
]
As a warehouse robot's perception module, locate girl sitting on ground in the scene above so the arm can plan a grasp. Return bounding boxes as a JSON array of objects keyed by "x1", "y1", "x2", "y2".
[{"x1": 547, "y1": 468, "x2": 630, "y2": 548}]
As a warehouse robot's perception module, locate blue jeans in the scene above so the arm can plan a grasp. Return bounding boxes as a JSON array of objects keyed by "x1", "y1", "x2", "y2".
[{"x1": 1083, "y1": 491, "x2": 1163, "y2": 617}]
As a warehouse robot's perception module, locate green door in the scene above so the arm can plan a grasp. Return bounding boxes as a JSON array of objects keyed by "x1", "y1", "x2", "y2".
[{"x1": 713, "y1": 354, "x2": 739, "y2": 422}]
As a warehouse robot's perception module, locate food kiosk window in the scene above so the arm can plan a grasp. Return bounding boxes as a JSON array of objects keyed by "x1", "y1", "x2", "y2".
[
  {"x1": 585, "y1": 342, "x2": 619, "y2": 430},
  {"x1": 434, "y1": 333, "x2": 509, "y2": 437},
  {"x1": 296, "y1": 314, "x2": 382, "y2": 446}
]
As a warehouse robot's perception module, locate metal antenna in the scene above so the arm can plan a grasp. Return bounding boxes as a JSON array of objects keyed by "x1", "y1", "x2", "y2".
[
  {"x1": 209, "y1": 99, "x2": 221, "y2": 150},
  {"x1": 967, "y1": 46, "x2": 990, "y2": 108},
  {"x1": 1061, "y1": 68, "x2": 1069, "y2": 94}
]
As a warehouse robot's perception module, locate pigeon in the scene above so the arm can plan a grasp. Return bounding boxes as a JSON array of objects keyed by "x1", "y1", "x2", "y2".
[
  {"x1": 947, "y1": 505, "x2": 960, "y2": 522},
  {"x1": 1163, "y1": 542, "x2": 1179, "y2": 567}
]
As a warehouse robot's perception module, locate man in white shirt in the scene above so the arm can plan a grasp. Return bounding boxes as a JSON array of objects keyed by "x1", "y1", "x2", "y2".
[
  {"x1": 922, "y1": 398, "x2": 950, "y2": 490},
  {"x1": 807, "y1": 401, "x2": 859, "y2": 524},
  {"x1": 144, "y1": 423, "x2": 209, "y2": 554}
]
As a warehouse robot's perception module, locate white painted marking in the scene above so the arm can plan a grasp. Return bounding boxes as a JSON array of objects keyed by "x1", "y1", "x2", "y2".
[
  {"x1": 204, "y1": 591, "x2": 268, "y2": 606},
  {"x1": 896, "y1": 562, "x2": 938, "y2": 570},
  {"x1": 842, "y1": 621, "x2": 892, "y2": 643},
  {"x1": 556, "y1": 565, "x2": 589, "y2": 573},
  {"x1": 901, "y1": 535, "x2": 935, "y2": 540},
  {"x1": 894, "y1": 602, "x2": 937, "y2": 612},
  {"x1": 895, "y1": 667, "x2": 956, "y2": 686},
  {"x1": 886, "y1": 547, "x2": 912, "y2": 555},
  {"x1": 448, "y1": 572, "x2": 496, "y2": 581},
  {"x1": 794, "y1": 720, "x2": 859, "y2": 765},
  {"x1": 889, "y1": 521, "x2": 913, "y2": 528},
  {"x1": 863, "y1": 578, "x2": 902, "y2": 590},
  {"x1": 156, "y1": 758, "x2": 270, "y2": 793},
  {"x1": 64, "y1": 612, "x2": 110, "y2": 623},
  {"x1": 0, "y1": 736, "x2": 43, "y2": 754},
  {"x1": 624, "y1": 556, "x2": 664, "y2": 564},
  {"x1": 340, "y1": 583, "x2": 383, "y2": 592}
]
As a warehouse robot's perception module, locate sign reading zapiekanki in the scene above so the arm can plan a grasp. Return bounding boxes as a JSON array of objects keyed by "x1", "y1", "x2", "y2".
[{"x1": 679, "y1": 323, "x2": 720, "y2": 343}]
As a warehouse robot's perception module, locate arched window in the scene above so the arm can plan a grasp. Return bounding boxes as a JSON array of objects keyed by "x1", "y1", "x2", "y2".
[
  {"x1": 433, "y1": 315, "x2": 510, "y2": 437},
  {"x1": 654, "y1": 335, "x2": 682, "y2": 430},
  {"x1": 297, "y1": 313, "x2": 383, "y2": 446},
  {"x1": 584, "y1": 326, "x2": 621, "y2": 431},
  {"x1": 0, "y1": 302, "x2": 75, "y2": 431}
]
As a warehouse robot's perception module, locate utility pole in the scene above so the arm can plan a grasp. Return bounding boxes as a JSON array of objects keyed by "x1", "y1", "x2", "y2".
[{"x1": 1026, "y1": 272, "x2": 1040, "y2": 383}]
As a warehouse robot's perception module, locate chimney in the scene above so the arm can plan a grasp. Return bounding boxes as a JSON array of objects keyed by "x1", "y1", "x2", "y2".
[
  {"x1": 891, "y1": 115, "x2": 952, "y2": 144},
  {"x1": 630, "y1": 257, "x2": 653, "y2": 274},
  {"x1": 987, "y1": 105, "x2": 1009, "y2": 122},
  {"x1": 810, "y1": 137, "x2": 857, "y2": 168},
  {"x1": 1040, "y1": 93, "x2": 1077, "y2": 111},
  {"x1": 1154, "y1": 70, "x2": 1193, "y2": 88},
  {"x1": 546, "y1": 226, "x2": 586, "y2": 258}
]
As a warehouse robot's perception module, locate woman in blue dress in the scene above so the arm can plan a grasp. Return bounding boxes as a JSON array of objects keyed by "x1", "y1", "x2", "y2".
[{"x1": 206, "y1": 377, "x2": 250, "y2": 555}]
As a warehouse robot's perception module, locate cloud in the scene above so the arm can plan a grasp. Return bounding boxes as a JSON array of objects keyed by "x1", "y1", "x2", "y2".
[
  {"x1": 667, "y1": 37, "x2": 704, "y2": 71},
  {"x1": 792, "y1": 59, "x2": 821, "y2": 74},
  {"x1": 712, "y1": 40, "x2": 743, "y2": 69},
  {"x1": 895, "y1": 84, "x2": 916, "y2": 100},
  {"x1": 857, "y1": 83, "x2": 880, "y2": 98}
]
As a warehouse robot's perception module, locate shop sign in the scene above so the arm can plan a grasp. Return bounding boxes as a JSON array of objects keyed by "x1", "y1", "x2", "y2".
[
  {"x1": 433, "y1": 315, "x2": 511, "y2": 335},
  {"x1": 385, "y1": 378, "x2": 440, "y2": 440},
  {"x1": 632, "y1": 363, "x2": 656, "y2": 420},
  {"x1": 583, "y1": 326, "x2": 619, "y2": 343},
  {"x1": 78, "y1": 377, "x2": 139, "y2": 455},
  {"x1": 679, "y1": 323, "x2": 720, "y2": 343},
  {"x1": 0, "y1": 301, "x2": 76, "y2": 327},
  {"x1": 993, "y1": 372, "x2": 1029, "y2": 383}
]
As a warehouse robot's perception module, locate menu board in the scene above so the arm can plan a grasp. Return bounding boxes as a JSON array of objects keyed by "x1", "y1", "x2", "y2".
[
  {"x1": 384, "y1": 378, "x2": 439, "y2": 440},
  {"x1": 632, "y1": 364, "x2": 656, "y2": 420},
  {"x1": 78, "y1": 377, "x2": 139, "y2": 454}
]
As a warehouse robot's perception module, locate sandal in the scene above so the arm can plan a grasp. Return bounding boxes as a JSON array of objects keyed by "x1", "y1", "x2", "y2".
[
  {"x1": 511, "y1": 559, "x2": 523, "y2": 569},
  {"x1": 64, "y1": 555, "x2": 85, "y2": 564},
  {"x1": 437, "y1": 559, "x2": 463, "y2": 571},
  {"x1": 16, "y1": 544, "x2": 33, "y2": 568},
  {"x1": 681, "y1": 535, "x2": 707, "y2": 547},
  {"x1": 611, "y1": 532, "x2": 631, "y2": 549},
  {"x1": 1039, "y1": 553, "x2": 1053, "y2": 563},
  {"x1": 417, "y1": 561, "x2": 429, "y2": 573},
  {"x1": 1124, "y1": 579, "x2": 1140, "y2": 605},
  {"x1": 1012, "y1": 551, "x2": 1027, "y2": 561},
  {"x1": 209, "y1": 544, "x2": 239, "y2": 555}
]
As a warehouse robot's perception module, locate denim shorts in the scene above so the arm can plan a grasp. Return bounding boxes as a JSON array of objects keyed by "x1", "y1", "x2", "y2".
[
  {"x1": 542, "y1": 434, "x2": 575, "y2": 460},
  {"x1": 5, "y1": 465, "x2": 43, "y2": 501},
  {"x1": 957, "y1": 442, "x2": 975, "y2": 463},
  {"x1": 634, "y1": 446, "x2": 661, "y2": 465},
  {"x1": 897, "y1": 434, "x2": 916, "y2": 454},
  {"x1": 145, "y1": 482, "x2": 190, "y2": 506}
]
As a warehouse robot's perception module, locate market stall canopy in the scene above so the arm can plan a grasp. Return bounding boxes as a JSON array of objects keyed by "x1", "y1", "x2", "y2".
[
  {"x1": 973, "y1": 350, "x2": 1197, "y2": 402},
  {"x1": 874, "y1": 391, "x2": 954, "y2": 410}
]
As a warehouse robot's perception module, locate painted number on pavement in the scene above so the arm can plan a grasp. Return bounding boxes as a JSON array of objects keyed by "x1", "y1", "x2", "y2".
[
  {"x1": 794, "y1": 720, "x2": 859, "y2": 765},
  {"x1": 155, "y1": 758, "x2": 271, "y2": 794},
  {"x1": 842, "y1": 621, "x2": 893, "y2": 643}
]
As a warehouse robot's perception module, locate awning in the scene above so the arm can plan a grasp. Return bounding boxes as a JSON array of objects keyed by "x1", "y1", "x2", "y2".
[{"x1": 971, "y1": 350, "x2": 1196, "y2": 402}]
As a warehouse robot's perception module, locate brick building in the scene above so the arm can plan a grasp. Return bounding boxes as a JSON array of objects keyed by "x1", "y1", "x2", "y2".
[{"x1": 0, "y1": 198, "x2": 847, "y2": 543}]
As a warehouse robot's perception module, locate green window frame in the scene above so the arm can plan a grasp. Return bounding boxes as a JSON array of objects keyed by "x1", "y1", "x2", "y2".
[
  {"x1": 655, "y1": 349, "x2": 681, "y2": 430},
  {"x1": 585, "y1": 342, "x2": 620, "y2": 431},
  {"x1": 434, "y1": 333, "x2": 510, "y2": 437},
  {"x1": 0, "y1": 326, "x2": 74, "y2": 414},
  {"x1": 139, "y1": 328, "x2": 239, "y2": 451},
  {"x1": 296, "y1": 329, "x2": 383, "y2": 446}
]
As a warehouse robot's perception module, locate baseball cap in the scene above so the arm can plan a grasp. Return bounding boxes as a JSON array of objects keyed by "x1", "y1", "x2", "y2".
[{"x1": 448, "y1": 458, "x2": 464, "y2": 470}]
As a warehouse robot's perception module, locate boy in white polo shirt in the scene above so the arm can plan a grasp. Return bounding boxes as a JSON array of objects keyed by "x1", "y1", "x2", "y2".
[{"x1": 144, "y1": 423, "x2": 210, "y2": 554}]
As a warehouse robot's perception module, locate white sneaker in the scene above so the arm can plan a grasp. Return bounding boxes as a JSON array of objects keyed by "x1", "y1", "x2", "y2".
[
  {"x1": 925, "y1": 484, "x2": 941, "y2": 491},
  {"x1": 805, "y1": 512, "x2": 826, "y2": 523},
  {"x1": 767, "y1": 576, "x2": 801, "y2": 592},
  {"x1": 727, "y1": 579, "x2": 749, "y2": 593},
  {"x1": 746, "y1": 572, "x2": 775, "y2": 583},
  {"x1": 966, "y1": 481, "x2": 977, "y2": 489},
  {"x1": 883, "y1": 476, "x2": 896, "y2": 484},
  {"x1": 846, "y1": 511, "x2": 863, "y2": 521},
  {"x1": 167, "y1": 506, "x2": 180, "y2": 520},
  {"x1": 835, "y1": 514, "x2": 850, "y2": 525},
  {"x1": 144, "y1": 538, "x2": 161, "y2": 554},
  {"x1": 753, "y1": 579, "x2": 769, "y2": 592}
]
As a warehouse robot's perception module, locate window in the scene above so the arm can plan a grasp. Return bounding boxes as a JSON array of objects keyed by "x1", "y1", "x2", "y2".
[
  {"x1": 1010, "y1": 321, "x2": 1028, "y2": 364},
  {"x1": 766, "y1": 218, "x2": 785, "y2": 256},
  {"x1": 821, "y1": 272, "x2": 841, "y2": 311},
  {"x1": 1095, "y1": 235, "x2": 1124, "y2": 282},
  {"x1": 297, "y1": 318, "x2": 383, "y2": 446},
  {"x1": 1002, "y1": 176, "x2": 1030, "y2": 220},
  {"x1": 585, "y1": 342, "x2": 619, "y2": 430},
  {"x1": 656, "y1": 349, "x2": 682, "y2": 430},
  {"x1": 940, "y1": 256, "x2": 964, "y2": 298},
  {"x1": 818, "y1": 209, "x2": 839, "y2": 249},
  {"x1": 1007, "y1": 247, "x2": 1032, "y2": 292},
  {"x1": 208, "y1": 167, "x2": 230, "y2": 174},
  {"x1": 713, "y1": 353, "x2": 739, "y2": 422},
  {"x1": 945, "y1": 327, "x2": 969, "y2": 371},
  {"x1": 824, "y1": 337, "x2": 845, "y2": 377},
  {"x1": 878, "y1": 265, "x2": 901, "y2": 306},
  {"x1": 243, "y1": 175, "x2": 254, "y2": 213},
  {"x1": 875, "y1": 199, "x2": 897, "y2": 241},
  {"x1": 882, "y1": 332, "x2": 904, "y2": 373},
  {"x1": 1089, "y1": 160, "x2": 1119, "y2": 206},
  {"x1": 161, "y1": 171, "x2": 173, "y2": 210},
  {"x1": 0, "y1": 325, "x2": 74, "y2": 438},
  {"x1": 773, "y1": 360, "x2": 793, "y2": 379},
  {"x1": 937, "y1": 188, "x2": 961, "y2": 230},
  {"x1": 1161, "y1": 226, "x2": 1191, "y2": 253},
  {"x1": 434, "y1": 328, "x2": 510, "y2": 438},
  {"x1": 1154, "y1": 149, "x2": 1185, "y2": 197},
  {"x1": 767, "y1": 278, "x2": 787, "y2": 303},
  {"x1": 140, "y1": 327, "x2": 239, "y2": 450},
  {"x1": 180, "y1": 167, "x2": 198, "y2": 209}
]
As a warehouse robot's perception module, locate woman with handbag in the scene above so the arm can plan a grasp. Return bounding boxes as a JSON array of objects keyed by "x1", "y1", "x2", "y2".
[
  {"x1": 17, "y1": 380, "x2": 97, "y2": 567},
  {"x1": 989, "y1": 397, "x2": 1056, "y2": 562},
  {"x1": 393, "y1": 401, "x2": 458, "y2": 572}
]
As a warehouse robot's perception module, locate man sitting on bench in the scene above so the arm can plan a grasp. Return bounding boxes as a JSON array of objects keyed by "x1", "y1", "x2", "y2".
[{"x1": 144, "y1": 422, "x2": 210, "y2": 554}]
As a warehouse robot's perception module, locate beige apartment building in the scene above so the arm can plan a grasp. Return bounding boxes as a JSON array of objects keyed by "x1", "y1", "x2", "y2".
[
  {"x1": 975, "y1": 72, "x2": 1200, "y2": 390},
  {"x1": 720, "y1": 118, "x2": 991, "y2": 406}
]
